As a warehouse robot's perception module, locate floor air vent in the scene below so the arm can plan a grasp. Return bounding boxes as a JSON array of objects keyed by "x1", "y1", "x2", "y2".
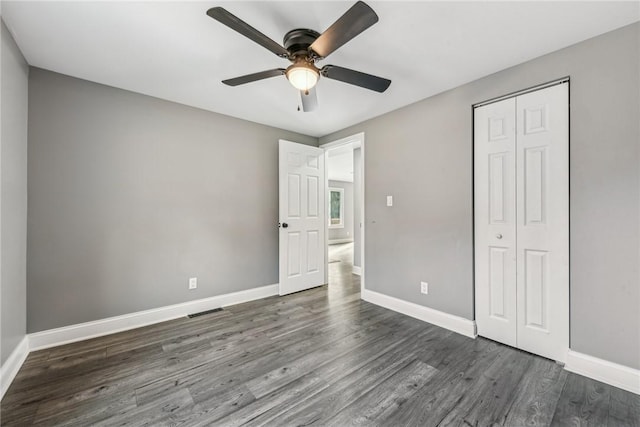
[{"x1": 188, "y1": 307, "x2": 223, "y2": 318}]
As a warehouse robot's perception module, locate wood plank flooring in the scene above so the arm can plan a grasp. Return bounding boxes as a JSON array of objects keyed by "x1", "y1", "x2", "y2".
[{"x1": 2, "y1": 243, "x2": 638, "y2": 426}]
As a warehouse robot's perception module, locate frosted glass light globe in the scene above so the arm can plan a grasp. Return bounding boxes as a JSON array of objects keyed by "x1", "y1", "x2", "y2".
[{"x1": 286, "y1": 63, "x2": 319, "y2": 91}]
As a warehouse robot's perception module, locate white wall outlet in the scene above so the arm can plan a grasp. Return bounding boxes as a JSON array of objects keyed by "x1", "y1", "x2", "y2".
[
  {"x1": 420, "y1": 281, "x2": 429, "y2": 294},
  {"x1": 189, "y1": 277, "x2": 197, "y2": 290},
  {"x1": 386, "y1": 195, "x2": 393, "y2": 206}
]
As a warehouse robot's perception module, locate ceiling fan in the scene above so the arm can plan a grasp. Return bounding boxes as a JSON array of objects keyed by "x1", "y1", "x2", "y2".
[{"x1": 206, "y1": 1, "x2": 391, "y2": 112}]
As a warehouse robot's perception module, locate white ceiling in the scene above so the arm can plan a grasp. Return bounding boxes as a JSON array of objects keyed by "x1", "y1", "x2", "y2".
[{"x1": 2, "y1": 1, "x2": 638, "y2": 137}]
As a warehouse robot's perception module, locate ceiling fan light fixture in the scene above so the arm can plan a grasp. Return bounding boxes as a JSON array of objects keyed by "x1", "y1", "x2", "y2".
[
  {"x1": 286, "y1": 61, "x2": 319, "y2": 91},
  {"x1": 208, "y1": 2, "x2": 390, "y2": 110}
]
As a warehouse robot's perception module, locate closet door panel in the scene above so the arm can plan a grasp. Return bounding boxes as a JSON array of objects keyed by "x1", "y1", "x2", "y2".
[
  {"x1": 474, "y1": 98, "x2": 517, "y2": 347},
  {"x1": 515, "y1": 83, "x2": 569, "y2": 362}
]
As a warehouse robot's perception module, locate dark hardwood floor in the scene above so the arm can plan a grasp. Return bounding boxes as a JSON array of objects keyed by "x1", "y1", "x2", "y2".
[{"x1": 2, "y1": 243, "x2": 638, "y2": 426}]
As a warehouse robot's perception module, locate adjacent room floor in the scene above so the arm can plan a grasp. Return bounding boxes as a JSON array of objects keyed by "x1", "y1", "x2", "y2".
[{"x1": 1, "y1": 248, "x2": 638, "y2": 426}]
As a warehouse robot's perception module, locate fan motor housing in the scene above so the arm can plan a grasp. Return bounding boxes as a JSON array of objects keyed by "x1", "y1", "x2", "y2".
[{"x1": 283, "y1": 29, "x2": 321, "y2": 57}]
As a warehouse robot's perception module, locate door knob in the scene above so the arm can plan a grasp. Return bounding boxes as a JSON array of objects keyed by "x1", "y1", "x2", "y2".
[
  {"x1": 281, "y1": 223, "x2": 289, "y2": 228},
  {"x1": 496, "y1": 233, "x2": 503, "y2": 239}
]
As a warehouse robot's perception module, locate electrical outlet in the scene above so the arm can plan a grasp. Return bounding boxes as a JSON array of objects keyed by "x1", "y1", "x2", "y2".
[
  {"x1": 420, "y1": 281, "x2": 429, "y2": 294},
  {"x1": 189, "y1": 277, "x2": 197, "y2": 290}
]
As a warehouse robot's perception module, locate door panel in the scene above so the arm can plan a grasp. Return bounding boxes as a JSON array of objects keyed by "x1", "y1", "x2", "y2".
[
  {"x1": 307, "y1": 231, "x2": 320, "y2": 273},
  {"x1": 475, "y1": 83, "x2": 568, "y2": 362},
  {"x1": 288, "y1": 174, "x2": 301, "y2": 217},
  {"x1": 524, "y1": 249, "x2": 548, "y2": 331},
  {"x1": 488, "y1": 246, "x2": 508, "y2": 318},
  {"x1": 287, "y1": 232, "x2": 301, "y2": 277},
  {"x1": 307, "y1": 176, "x2": 319, "y2": 217},
  {"x1": 516, "y1": 84, "x2": 569, "y2": 361},
  {"x1": 474, "y1": 97, "x2": 517, "y2": 347},
  {"x1": 524, "y1": 147, "x2": 547, "y2": 225},
  {"x1": 279, "y1": 140, "x2": 326, "y2": 295},
  {"x1": 489, "y1": 153, "x2": 508, "y2": 223}
]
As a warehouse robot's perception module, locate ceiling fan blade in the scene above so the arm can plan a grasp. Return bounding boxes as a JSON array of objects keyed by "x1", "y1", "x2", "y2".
[
  {"x1": 207, "y1": 7, "x2": 289, "y2": 58},
  {"x1": 222, "y1": 69, "x2": 286, "y2": 86},
  {"x1": 321, "y1": 65, "x2": 391, "y2": 93},
  {"x1": 309, "y1": 1, "x2": 378, "y2": 59},
  {"x1": 300, "y1": 88, "x2": 318, "y2": 112}
]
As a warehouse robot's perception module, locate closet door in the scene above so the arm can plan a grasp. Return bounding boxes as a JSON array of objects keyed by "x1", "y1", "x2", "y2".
[
  {"x1": 515, "y1": 84, "x2": 569, "y2": 361},
  {"x1": 474, "y1": 98, "x2": 518, "y2": 347}
]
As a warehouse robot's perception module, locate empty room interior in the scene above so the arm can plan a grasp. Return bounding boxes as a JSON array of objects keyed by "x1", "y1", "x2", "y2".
[{"x1": 1, "y1": 1, "x2": 639, "y2": 426}]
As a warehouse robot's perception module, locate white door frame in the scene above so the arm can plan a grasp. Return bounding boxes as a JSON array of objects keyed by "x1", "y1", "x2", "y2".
[{"x1": 320, "y1": 132, "x2": 365, "y2": 295}]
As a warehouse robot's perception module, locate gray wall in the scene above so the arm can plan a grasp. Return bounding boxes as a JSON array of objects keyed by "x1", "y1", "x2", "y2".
[
  {"x1": 27, "y1": 68, "x2": 317, "y2": 332},
  {"x1": 1, "y1": 21, "x2": 28, "y2": 364},
  {"x1": 320, "y1": 23, "x2": 640, "y2": 369},
  {"x1": 328, "y1": 180, "x2": 354, "y2": 242},
  {"x1": 353, "y1": 148, "x2": 362, "y2": 268}
]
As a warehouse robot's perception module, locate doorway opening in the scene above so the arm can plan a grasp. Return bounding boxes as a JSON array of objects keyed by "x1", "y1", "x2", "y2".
[{"x1": 321, "y1": 133, "x2": 365, "y2": 297}]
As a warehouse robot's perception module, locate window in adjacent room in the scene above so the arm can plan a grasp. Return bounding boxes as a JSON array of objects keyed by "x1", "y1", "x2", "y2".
[{"x1": 329, "y1": 187, "x2": 344, "y2": 228}]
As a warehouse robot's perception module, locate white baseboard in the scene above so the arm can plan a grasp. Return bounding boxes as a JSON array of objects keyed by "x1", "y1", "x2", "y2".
[
  {"x1": 29, "y1": 284, "x2": 278, "y2": 351},
  {"x1": 1, "y1": 336, "x2": 29, "y2": 400},
  {"x1": 352, "y1": 266, "x2": 362, "y2": 276},
  {"x1": 328, "y1": 238, "x2": 354, "y2": 245},
  {"x1": 362, "y1": 289, "x2": 477, "y2": 338},
  {"x1": 565, "y1": 350, "x2": 640, "y2": 395}
]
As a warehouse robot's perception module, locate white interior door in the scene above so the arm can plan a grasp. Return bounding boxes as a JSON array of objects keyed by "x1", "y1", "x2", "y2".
[
  {"x1": 515, "y1": 84, "x2": 569, "y2": 361},
  {"x1": 279, "y1": 140, "x2": 326, "y2": 295},
  {"x1": 474, "y1": 97, "x2": 518, "y2": 347},
  {"x1": 474, "y1": 83, "x2": 569, "y2": 362}
]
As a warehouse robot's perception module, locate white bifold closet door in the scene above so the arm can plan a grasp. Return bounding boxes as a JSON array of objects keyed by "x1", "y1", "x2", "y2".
[{"x1": 474, "y1": 83, "x2": 568, "y2": 362}]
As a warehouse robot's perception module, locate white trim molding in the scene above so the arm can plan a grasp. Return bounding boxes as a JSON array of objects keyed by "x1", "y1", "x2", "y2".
[
  {"x1": 328, "y1": 238, "x2": 354, "y2": 245},
  {"x1": 565, "y1": 350, "x2": 640, "y2": 395},
  {"x1": 352, "y1": 266, "x2": 362, "y2": 276},
  {"x1": 1, "y1": 336, "x2": 29, "y2": 400},
  {"x1": 362, "y1": 289, "x2": 477, "y2": 338},
  {"x1": 29, "y1": 284, "x2": 278, "y2": 351},
  {"x1": 321, "y1": 132, "x2": 366, "y2": 296}
]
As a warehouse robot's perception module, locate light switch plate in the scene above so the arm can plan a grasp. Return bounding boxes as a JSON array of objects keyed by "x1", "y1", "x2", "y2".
[{"x1": 386, "y1": 195, "x2": 393, "y2": 207}]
